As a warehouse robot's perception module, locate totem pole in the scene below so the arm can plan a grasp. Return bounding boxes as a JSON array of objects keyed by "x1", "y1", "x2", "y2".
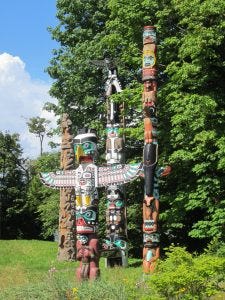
[
  {"x1": 142, "y1": 26, "x2": 161, "y2": 274},
  {"x1": 141, "y1": 26, "x2": 171, "y2": 274},
  {"x1": 73, "y1": 129, "x2": 100, "y2": 280},
  {"x1": 41, "y1": 129, "x2": 142, "y2": 280},
  {"x1": 103, "y1": 60, "x2": 128, "y2": 267},
  {"x1": 58, "y1": 113, "x2": 76, "y2": 261}
]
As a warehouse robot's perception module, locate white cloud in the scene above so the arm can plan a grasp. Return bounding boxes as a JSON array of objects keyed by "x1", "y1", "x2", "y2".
[{"x1": 0, "y1": 52, "x2": 60, "y2": 158}]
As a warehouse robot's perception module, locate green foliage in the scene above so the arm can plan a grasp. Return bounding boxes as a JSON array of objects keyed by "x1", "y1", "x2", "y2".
[
  {"x1": 205, "y1": 237, "x2": 225, "y2": 258},
  {"x1": 27, "y1": 116, "x2": 52, "y2": 156},
  {"x1": 156, "y1": 0, "x2": 225, "y2": 247},
  {"x1": 48, "y1": 0, "x2": 110, "y2": 134},
  {"x1": 0, "y1": 132, "x2": 32, "y2": 238},
  {"x1": 26, "y1": 153, "x2": 60, "y2": 239},
  {"x1": 1, "y1": 241, "x2": 225, "y2": 300},
  {"x1": 45, "y1": 0, "x2": 225, "y2": 252},
  {"x1": 37, "y1": 193, "x2": 59, "y2": 238},
  {"x1": 148, "y1": 246, "x2": 225, "y2": 299}
]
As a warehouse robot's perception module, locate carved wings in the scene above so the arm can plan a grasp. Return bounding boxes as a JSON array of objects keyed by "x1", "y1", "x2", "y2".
[
  {"x1": 40, "y1": 170, "x2": 77, "y2": 189},
  {"x1": 97, "y1": 163, "x2": 142, "y2": 187},
  {"x1": 40, "y1": 163, "x2": 142, "y2": 189}
]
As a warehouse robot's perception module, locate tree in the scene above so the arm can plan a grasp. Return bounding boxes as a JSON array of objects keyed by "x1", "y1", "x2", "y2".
[
  {"x1": 47, "y1": 0, "x2": 110, "y2": 134},
  {"x1": 27, "y1": 116, "x2": 51, "y2": 156},
  {"x1": 0, "y1": 132, "x2": 31, "y2": 238},
  {"x1": 26, "y1": 152, "x2": 60, "y2": 239},
  {"x1": 0, "y1": 132, "x2": 59, "y2": 240},
  {"x1": 155, "y1": 0, "x2": 225, "y2": 248},
  {"x1": 46, "y1": 0, "x2": 225, "y2": 252}
]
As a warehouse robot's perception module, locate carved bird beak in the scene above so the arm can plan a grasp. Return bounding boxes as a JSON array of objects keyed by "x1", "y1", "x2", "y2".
[{"x1": 76, "y1": 145, "x2": 84, "y2": 163}]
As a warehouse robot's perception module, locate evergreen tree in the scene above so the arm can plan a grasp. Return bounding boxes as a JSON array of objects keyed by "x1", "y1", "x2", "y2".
[{"x1": 0, "y1": 132, "x2": 31, "y2": 238}]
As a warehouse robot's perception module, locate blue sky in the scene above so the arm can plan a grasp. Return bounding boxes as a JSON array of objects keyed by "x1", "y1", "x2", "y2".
[
  {"x1": 0, "y1": 0, "x2": 60, "y2": 158},
  {"x1": 0, "y1": 0, "x2": 58, "y2": 81}
]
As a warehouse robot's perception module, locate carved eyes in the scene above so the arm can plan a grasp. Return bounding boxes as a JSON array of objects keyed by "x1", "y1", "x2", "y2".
[
  {"x1": 83, "y1": 210, "x2": 96, "y2": 221},
  {"x1": 83, "y1": 142, "x2": 90, "y2": 149}
]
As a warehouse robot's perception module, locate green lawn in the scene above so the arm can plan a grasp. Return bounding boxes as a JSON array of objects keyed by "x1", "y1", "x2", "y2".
[
  {"x1": 0, "y1": 240, "x2": 76, "y2": 289},
  {"x1": 0, "y1": 240, "x2": 145, "y2": 300},
  {"x1": 1, "y1": 240, "x2": 224, "y2": 300}
]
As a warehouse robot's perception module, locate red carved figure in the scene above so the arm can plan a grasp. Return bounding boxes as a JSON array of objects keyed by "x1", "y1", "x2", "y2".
[{"x1": 76, "y1": 235, "x2": 99, "y2": 280}]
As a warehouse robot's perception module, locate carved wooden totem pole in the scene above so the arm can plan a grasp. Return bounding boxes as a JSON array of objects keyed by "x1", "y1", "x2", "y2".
[
  {"x1": 40, "y1": 27, "x2": 172, "y2": 280},
  {"x1": 103, "y1": 61, "x2": 128, "y2": 267},
  {"x1": 142, "y1": 26, "x2": 161, "y2": 274},
  {"x1": 58, "y1": 113, "x2": 76, "y2": 261},
  {"x1": 41, "y1": 129, "x2": 142, "y2": 280},
  {"x1": 141, "y1": 26, "x2": 171, "y2": 274},
  {"x1": 73, "y1": 129, "x2": 100, "y2": 280}
]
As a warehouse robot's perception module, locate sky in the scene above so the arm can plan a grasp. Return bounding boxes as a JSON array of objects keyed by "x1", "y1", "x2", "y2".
[{"x1": 0, "y1": 0, "x2": 60, "y2": 158}]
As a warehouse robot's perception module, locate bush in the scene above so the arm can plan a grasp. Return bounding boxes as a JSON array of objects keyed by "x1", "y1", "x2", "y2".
[
  {"x1": 206, "y1": 237, "x2": 225, "y2": 258},
  {"x1": 147, "y1": 246, "x2": 225, "y2": 299}
]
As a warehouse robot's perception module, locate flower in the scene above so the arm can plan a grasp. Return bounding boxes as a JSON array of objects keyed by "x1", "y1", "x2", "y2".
[
  {"x1": 72, "y1": 287, "x2": 78, "y2": 294},
  {"x1": 48, "y1": 267, "x2": 57, "y2": 277},
  {"x1": 178, "y1": 287, "x2": 186, "y2": 293}
]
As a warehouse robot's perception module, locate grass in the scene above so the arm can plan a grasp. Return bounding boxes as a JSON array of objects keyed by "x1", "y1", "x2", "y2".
[
  {"x1": 0, "y1": 240, "x2": 77, "y2": 299},
  {"x1": 0, "y1": 240, "x2": 148, "y2": 300},
  {"x1": 1, "y1": 240, "x2": 225, "y2": 300},
  {"x1": 0, "y1": 240, "x2": 76, "y2": 289}
]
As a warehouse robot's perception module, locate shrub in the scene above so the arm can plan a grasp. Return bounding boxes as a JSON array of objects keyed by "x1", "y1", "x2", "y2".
[
  {"x1": 206, "y1": 237, "x2": 225, "y2": 258},
  {"x1": 147, "y1": 246, "x2": 225, "y2": 299}
]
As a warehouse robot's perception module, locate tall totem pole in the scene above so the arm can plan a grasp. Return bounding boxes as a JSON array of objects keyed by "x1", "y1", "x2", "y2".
[
  {"x1": 103, "y1": 61, "x2": 128, "y2": 267},
  {"x1": 142, "y1": 26, "x2": 161, "y2": 274},
  {"x1": 41, "y1": 136, "x2": 142, "y2": 280},
  {"x1": 58, "y1": 113, "x2": 76, "y2": 261}
]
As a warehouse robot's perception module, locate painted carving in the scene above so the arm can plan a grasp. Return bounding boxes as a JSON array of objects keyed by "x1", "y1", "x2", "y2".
[
  {"x1": 142, "y1": 26, "x2": 171, "y2": 274},
  {"x1": 41, "y1": 127, "x2": 142, "y2": 280},
  {"x1": 142, "y1": 26, "x2": 160, "y2": 274},
  {"x1": 40, "y1": 27, "x2": 172, "y2": 279},
  {"x1": 73, "y1": 129, "x2": 100, "y2": 280},
  {"x1": 103, "y1": 62, "x2": 128, "y2": 267}
]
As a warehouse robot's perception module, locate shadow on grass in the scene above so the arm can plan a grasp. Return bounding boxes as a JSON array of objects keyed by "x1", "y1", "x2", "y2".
[{"x1": 128, "y1": 260, "x2": 142, "y2": 267}]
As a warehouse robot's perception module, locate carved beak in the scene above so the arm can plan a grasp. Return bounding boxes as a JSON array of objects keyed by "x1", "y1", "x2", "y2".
[{"x1": 76, "y1": 145, "x2": 84, "y2": 163}]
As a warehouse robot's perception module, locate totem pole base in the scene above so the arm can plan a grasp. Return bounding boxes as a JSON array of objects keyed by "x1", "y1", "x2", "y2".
[
  {"x1": 57, "y1": 231, "x2": 76, "y2": 261},
  {"x1": 76, "y1": 235, "x2": 100, "y2": 281},
  {"x1": 105, "y1": 250, "x2": 128, "y2": 268},
  {"x1": 105, "y1": 257, "x2": 122, "y2": 268}
]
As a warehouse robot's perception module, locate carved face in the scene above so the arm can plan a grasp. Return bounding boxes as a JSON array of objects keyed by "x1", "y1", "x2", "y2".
[
  {"x1": 77, "y1": 234, "x2": 88, "y2": 245},
  {"x1": 107, "y1": 188, "x2": 124, "y2": 209},
  {"x1": 74, "y1": 133, "x2": 98, "y2": 163},
  {"x1": 106, "y1": 126, "x2": 119, "y2": 137},
  {"x1": 143, "y1": 26, "x2": 156, "y2": 44},
  {"x1": 143, "y1": 232, "x2": 160, "y2": 247},
  {"x1": 76, "y1": 205, "x2": 98, "y2": 234}
]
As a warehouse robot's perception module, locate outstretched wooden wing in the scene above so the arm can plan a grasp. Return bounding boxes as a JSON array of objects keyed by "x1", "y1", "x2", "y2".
[
  {"x1": 40, "y1": 170, "x2": 77, "y2": 189},
  {"x1": 40, "y1": 163, "x2": 142, "y2": 189},
  {"x1": 97, "y1": 163, "x2": 142, "y2": 187}
]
